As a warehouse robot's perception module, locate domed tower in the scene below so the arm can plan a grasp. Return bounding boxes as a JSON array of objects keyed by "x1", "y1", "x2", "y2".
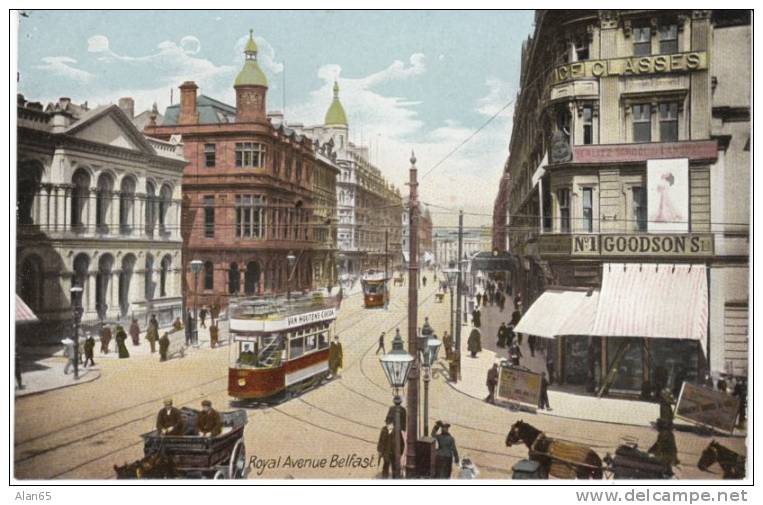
[
  {"x1": 324, "y1": 81, "x2": 348, "y2": 151},
  {"x1": 235, "y1": 30, "x2": 268, "y2": 124}
]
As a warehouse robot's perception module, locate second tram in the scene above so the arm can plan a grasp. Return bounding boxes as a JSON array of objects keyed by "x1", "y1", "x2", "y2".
[{"x1": 361, "y1": 270, "x2": 389, "y2": 309}]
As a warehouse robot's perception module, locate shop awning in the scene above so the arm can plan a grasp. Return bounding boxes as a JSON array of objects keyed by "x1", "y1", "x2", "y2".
[
  {"x1": 514, "y1": 289, "x2": 597, "y2": 338},
  {"x1": 15, "y1": 294, "x2": 39, "y2": 324},
  {"x1": 591, "y1": 263, "x2": 708, "y2": 349}
]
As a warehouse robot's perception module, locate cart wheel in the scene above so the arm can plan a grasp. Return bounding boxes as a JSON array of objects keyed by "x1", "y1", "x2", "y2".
[
  {"x1": 228, "y1": 439, "x2": 246, "y2": 479},
  {"x1": 213, "y1": 469, "x2": 228, "y2": 479}
]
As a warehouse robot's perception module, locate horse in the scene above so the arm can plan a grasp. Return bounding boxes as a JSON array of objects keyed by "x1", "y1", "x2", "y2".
[
  {"x1": 114, "y1": 452, "x2": 177, "y2": 479},
  {"x1": 697, "y1": 440, "x2": 746, "y2": 479},
  {"x1": 506, "y1": 420, "x2": 603, "y2": 479}
]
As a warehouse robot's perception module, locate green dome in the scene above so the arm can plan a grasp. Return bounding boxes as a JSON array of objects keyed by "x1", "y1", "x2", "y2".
[
  {"x1": 324, "y1": 81, "x2": 348, "y2": 126},
  {"x1": 235, "y1": 30, "x2": 268, "y2": 88}
]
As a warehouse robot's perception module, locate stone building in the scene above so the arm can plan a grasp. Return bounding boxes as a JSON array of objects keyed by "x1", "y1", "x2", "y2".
[
  {"x1": 144, "y1": 31, "x2": 339, "y2": 307},
  {"x1": 402, "y1": 201, "x2": 434, "y2": 266},
  {"x1": 495, "y1": 10, "x2": 750, "y2": 395},
  {"x1": 16, "y1": 95, "x2": 186, "y2": 339}
]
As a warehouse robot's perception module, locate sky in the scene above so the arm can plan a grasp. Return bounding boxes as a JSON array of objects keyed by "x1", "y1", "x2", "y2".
[{"x1": 17, "y1": 10, "x2": 535, "y2": 228}]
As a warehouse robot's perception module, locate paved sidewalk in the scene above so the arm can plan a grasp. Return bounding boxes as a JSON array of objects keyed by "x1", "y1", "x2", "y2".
[{"x1": 15, "y1": 358, "x2": 100, "y2": 397}]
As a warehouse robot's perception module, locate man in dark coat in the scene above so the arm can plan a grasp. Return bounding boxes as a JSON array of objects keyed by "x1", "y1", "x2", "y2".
[
  {"x1": 442, "y1": 331, "x2": 453, "y2": 360},
  {"x1": 199, "y1": 307, "x2": 208, "y2": 329},
  {"x1": 186, "y1": 310, "x2": 194, "y2": 345},
  {"x1": 197, "y1": 400, "x2": 222, "y2": 437},
  {"x1": 377, "y1": 420, "x2": 405, "y2": 478},
  {"x1": 129, "y1": 318, "x2": 141, "y2": 346},
  {"x1": 658, "y1": 388, "x2": 675, "y2": 424},
  {"x1": 509, "y1": 341, "x2": 523, "y2": 367},
  {"x1": 329, "y1": 335, "x2": 343, "y2": 377},
  {"x1": 156, "y1": 399, "x2": 184, "y2": 435},
  {"x1": 210, "y1": 300, "x2": 221, "y2": 326},
  {"x1": 528, "y1": 334, "x2": 537, "y2": 357},
  {"x1": 159, "y1": 332, "x2": 170, "y2": 362},
  {"x1": 485, "y1": 364, "x2": 499, "y2": 404},
  {"x1": 375, "y1": 332, "x2": 386, "y2": 355},
  {"x1": 431, "y1": 421, "x2": 459, "y2": 479},
  {"x1": 467, "y1": 328, "x2": 481, "y2": 358},
  {"x1": 649, "y1": 418, "x2": 679, "y2": 467},
  {"x1": 99, "y1": 324, "x2": 112, "y2": 354},
  {"x1": 475, "y1": 292, "x2": 482, "y2": 307},
  {"x1": 209, "y1": 324, "x2": 219, "y2": 349},
  {"x1": 115, "y1": 325, "x2": 130, "y2": 358},
  {"x1": 496, "y1": 322, "x2": 508, "y2": 348},
  {"x1": 472, "y1": 307, "x2": 481, "y2": 328},
  {"x1": 539, "y1": 372, "x2": 551, "y2": 410},
  {"x1": 83, "y1": 332, "x2": 96, "y2": 367},
  {"x1": 147, "y1": 314, "x2": 159, "y2": 353}
]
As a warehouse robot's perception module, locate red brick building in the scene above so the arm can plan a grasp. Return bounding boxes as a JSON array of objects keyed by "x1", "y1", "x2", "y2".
[{"x1": 145, "y1": 31, "x2": 337, "y2": 307}]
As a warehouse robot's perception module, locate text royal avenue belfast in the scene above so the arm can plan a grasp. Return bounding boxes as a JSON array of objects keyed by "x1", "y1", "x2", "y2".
[{"x1": 492, "y1": 10, "x2": 750, "y2": 397}]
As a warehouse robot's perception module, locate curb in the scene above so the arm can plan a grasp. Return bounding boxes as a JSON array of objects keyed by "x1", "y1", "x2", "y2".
[{"x1": 15, "y1": 369, "x2": 101, "y2": 399}]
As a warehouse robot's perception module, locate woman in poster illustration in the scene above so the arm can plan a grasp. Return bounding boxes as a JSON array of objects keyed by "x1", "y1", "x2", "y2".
[{"x1": 650, "y1": 172, "x2": 683, "y2": 224}]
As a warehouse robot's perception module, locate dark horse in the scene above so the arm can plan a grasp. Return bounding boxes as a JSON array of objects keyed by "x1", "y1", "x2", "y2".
[
  {"x1": 506, "y1": 420, "x2": 603, "y2": 479},
  {"x1": 697, "y1": 440, "x2": 745, "y2": 479},
  {"x1": 114, "y1": 452, "x2": 177, "y2": 479}
]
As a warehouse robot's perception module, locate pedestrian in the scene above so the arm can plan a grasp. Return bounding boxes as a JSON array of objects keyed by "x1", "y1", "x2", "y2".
[
  {"x1": 472, "y1": 307, "x2": 481, "y2": 328},
  {"x1": 422, "y1": 275, "x2": 427, "y2": 287},
  {"x1": 147, "y1": 314, "x2": 159, "y2": 353},
  {"x1": 186, "y1": 309, "x2": 194, "y2": 345},
  {"x1": 129, "y1": 318, "x2": 141, "y2": 346},
  {"x1": 539, "y1": 372, "x2": 551, "y2": 410},
  {"x1": 458, "y1": 457, "x2": 480, "y2": 479},
  {"x1": 546, "y1": 356, "x2": 555, "y2": 385},
  {"x1": 172, "y1": 317, "x2": 183, "y2": 331},
  {"x1": 197, "y1": 400, "x2": 222, "y2": 437},
  {"x1": 509, "y1": 341, "x2": 523, "y2": 367},
  {"x1": 514, "y1": 292, "x2": 522, "y2": 310},
  {"x1": 156, "y1": 399, "x2": 184, "y2": 436},
  {"x1": 159, "y1": 332, "x2": 170, "y2": 362},
  {"x1": 83, "y1": 332, "x2": 96, "y2": 367},
  {"x1": 99, "y1": 324, "x2": 112, "y2": 354},
  {"x1": 496, "y1": 322, "x2": 508, "y2": 348},
  {"x1": 485, "y1": 363, "x2": 499, "y2": 404},
  {"x1": 377, "y1": 419, "x2": 404, "y2": 478},
  {"x1": 329, "y1": 335, "x2": 343, "y2": 377},
  {"x1": 442, "y1": 331, "x2": 453, "y2": 360},
  {"x1": 733, "y1": 376, "x2": 747, "y2": 428},
  {"x1": 115, "y1": 325, "x2": 130, "y2": 359},
  {"x1": 431, "y1": 421, "x2": 459, "y2": 479},
  {"x1": 211, "y1": 300, "x2": 221, "y2": 326},
  {"x1": 528, "y1": 334, "x2": 536, "y2": 357},
  {"x1": 209, "y1": 323, "x2": 219, "y2": 348},
  {"x1": 658, "y1": 388, "x2": 675, "y2": 425},
  {"x1": 199, "y1": 307, "x2": 208, "y2": 329},
  {"x1": 498, "y1": 293, "x2": 505, "y2": 312},
  {"x1": 467, "y1": 328, "x2": 481, "y2": 358},
  {"x1": 375, "y1": 332, "x2": 386, "y2": 355},
  {"x1": 62, "y1": 338, "x2": 75, "y2": 374},
  {"x1": 476, "y1": 292, "x2": 482, "y2": 307}
]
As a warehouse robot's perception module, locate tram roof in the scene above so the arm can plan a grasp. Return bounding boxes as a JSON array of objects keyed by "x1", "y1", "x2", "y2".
[{"x1": 229, "y1": 291, "x2": 340, "y2": 332}]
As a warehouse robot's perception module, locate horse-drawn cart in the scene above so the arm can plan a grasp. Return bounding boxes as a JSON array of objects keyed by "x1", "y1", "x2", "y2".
[{"x1": 115, "y1": 408, "x2": 248, "y2": 479}]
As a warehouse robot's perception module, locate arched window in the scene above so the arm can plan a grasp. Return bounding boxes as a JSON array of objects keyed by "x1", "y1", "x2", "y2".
[
  {"x1": 17, "y1": 161, "x2": 43, "y2": 226},
  {"x1": 160, "y1": 255, "x2": 171, "y2": 297},
  {"x1": 96, "y1": 254, "x2": 114, "y2": 320},
  {"x1": 159, "y1": 184, "x2": 172, "y2": 231},
  {"x1": 96, "y1": 173, "x2": 114, "y2": 231},
  {"x1": 244, "y1": 261, "x2": 260, "y2": 295},
  {"x1": 228, "y1": 263, "x2": 240, "y2": 294},
  {"x1": 145, "y1": 181, "x2": 156, "y2": 235},
  {"x1": 145, "y1": 254, "x2": 155, "y2": 300},
  {"x1": 70, "y1": 169, "x2": 90, "y2": 229},
  {"x1": 19, "y1": 255, "x2": 44, "y2": 312},
  {"x1": 203, "y1": 261, "x2": 214, "y2": 290},
  {"x1": 119, "y1": 176, "x2": 136, "y2": 232},
  {"x1": 119, "y1": 254, "x2": 136, "y2": 317}
]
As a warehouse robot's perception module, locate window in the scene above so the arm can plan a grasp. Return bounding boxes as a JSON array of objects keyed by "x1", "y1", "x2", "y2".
[
  {"x1": 285, "y1": 156, "x2": 292, "y2": 180},
  {"x1": 236, "y1": 195, "x2": 265, "y2": 238},
  {"x1": 295, "y1": 159, "x2": 302, "y2": 182},
  {"x1": 633, "y1": 26, "x2": 651, "y2": 56},
  {"x1": 582, "y1": 188, "x2": 593, "y2": 232},
  {"x1": 203, "y1": 261, "x2": 214, "y2": 290},
  {"x1": 659, "y1": 102, "x2": 678, "y2": 142},
  {"x1": 273, "y1": 151, "x2": 280, "y2": 176},
  {"x1": 659, "y1": 24, "x2": 678, "y2": 54},
  {"x1": 632, "y1": 104, "x2": 651, "y2": 143},
  {"x1": 557, "y1": 188, "x2": 571, "y2": 233},
  {"x1": 204, "y1": 144, "x2": 216, "y2": 167},
  {"x1": 160, "y1": 256, "x2": 170, "y2": 297},
  {"x1": 582, "y1": 105, "x2": 593, "y2": 145},
  {"x1": 235, "y1": 142, "x2": 266, "y2": 168},
  {"x1": 229, "y1": 263, "x2": 240, "y2": 294},
  {"x1": 574, "y1": 40, "x2": 589, "y2": 61},
  {"x1": 632, "y1": 187, "x2": 647, "y2": 231},
  {"x1": 203, "y1": 195, "x2": 215, "y2": 238}
]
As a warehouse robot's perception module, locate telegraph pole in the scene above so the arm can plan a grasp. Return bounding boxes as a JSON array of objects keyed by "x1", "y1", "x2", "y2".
[
  {"x1": 455, "y1": 210, "x2": 463, "y2": 380},
  {"x1": 406, "y1": 151, "x2": 419, "y2": 478},
  {"x1": 385, "y1": 228, "x2": 389, "y2": 310}
]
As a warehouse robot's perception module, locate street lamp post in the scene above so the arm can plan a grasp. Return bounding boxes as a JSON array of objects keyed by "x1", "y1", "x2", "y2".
[
  {"x1": 443, "y1": 267, "x2": 459, "y2": 381},
  {"x1": 70, "y1": 286, "x2": 84, "y2": 380},
  {"x1": 190, "y1": 259, "x2": 203, "y2": 346},
  {"x1": 287, "y1": 252, "x2": 297, "y2": 301},
  {"x1": 379, "y1": 331, "x2": 414, "y2": 479},
  {"x1": 417, "y1": 328, "x2": 441, "y2": 437}
]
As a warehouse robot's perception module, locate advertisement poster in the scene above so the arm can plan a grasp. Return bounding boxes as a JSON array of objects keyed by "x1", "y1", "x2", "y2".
[
  {"x1": 497, "y1": 366, "x2": 542, "y2": 407},
  {"x1": 675, "y1": 382, "x2": 741, "y2": 433},
  {"x1": 647, "y1": 158, "x2": 689, "y2": 233}
]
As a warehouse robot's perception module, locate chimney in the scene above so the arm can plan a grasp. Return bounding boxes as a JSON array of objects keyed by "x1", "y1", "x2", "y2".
[
  {"x1": 178, "y1": 81, "x2": 199, "y2": 125},
  {"x1": 118, "y1": 97, "x2": 135, "y2": 119}
]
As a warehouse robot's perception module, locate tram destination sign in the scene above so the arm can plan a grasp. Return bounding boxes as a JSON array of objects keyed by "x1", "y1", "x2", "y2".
[{"x1": 286, "y1": 308, "x2": 337, "y2": 328}]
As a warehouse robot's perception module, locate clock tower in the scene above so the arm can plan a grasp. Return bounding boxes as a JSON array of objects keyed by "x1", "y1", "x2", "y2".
[{"x1": 234, "y1": 30, "x2": 269, "y2": 124}]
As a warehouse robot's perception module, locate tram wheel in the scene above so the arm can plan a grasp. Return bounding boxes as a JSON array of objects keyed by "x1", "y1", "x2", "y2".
[{"x1": 228, "y1": 439, "x2": 247, "y2": 479}]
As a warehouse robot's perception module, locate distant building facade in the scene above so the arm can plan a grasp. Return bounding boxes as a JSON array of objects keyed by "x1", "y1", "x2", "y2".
[{"x1": 16, "y1": 95, "x2": 186, "y2": 338}]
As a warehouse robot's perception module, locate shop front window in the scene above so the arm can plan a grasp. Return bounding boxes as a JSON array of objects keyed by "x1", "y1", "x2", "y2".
[{"x1": 606, "y1": 338, "x2": 645, "y2": 393}]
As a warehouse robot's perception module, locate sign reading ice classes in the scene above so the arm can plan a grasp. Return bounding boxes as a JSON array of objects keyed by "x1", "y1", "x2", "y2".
[
  {"x1": 287, "y1": 308, "x2": 337, "y2": 328},
  {"x1": 571, "y1": 233, "x2": 714, "y2": 257},
  {"x1": 497, "y1": 366, "x2": 542, "y2": 407},
  {"x1": 675, "y1": 382, "x2": 740, "y2": 433},
  {"x1": 553, "y1": 52, "x2": 707, "y2": 84}
]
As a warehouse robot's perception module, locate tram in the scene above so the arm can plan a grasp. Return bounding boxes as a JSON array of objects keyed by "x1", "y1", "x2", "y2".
[
  {"x1": 361, "y1": 270, "x2": 389, "y2": 309},
  {"x1": 228, "y1": 291, "x2": 340, "y2": 402}
]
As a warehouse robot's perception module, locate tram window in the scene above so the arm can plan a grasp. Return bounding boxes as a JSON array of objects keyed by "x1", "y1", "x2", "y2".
[
  {"x1": 290, "y1": 337, "x2": 305, "y2": 359},
  {"x1": 318, "y1": 332, "x2": 329, "y2": 349},
  {"x1": 305, "y1": 334, "x2": 317, "y2": 351}
]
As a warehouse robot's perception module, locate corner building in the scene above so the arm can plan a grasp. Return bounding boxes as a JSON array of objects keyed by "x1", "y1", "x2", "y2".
[
  {"x1": 498, "y1": 10, "x2": 749, "y2": 396},
  {"x1": 145, "y1": 32, "x2": 339, "y2": 307}
]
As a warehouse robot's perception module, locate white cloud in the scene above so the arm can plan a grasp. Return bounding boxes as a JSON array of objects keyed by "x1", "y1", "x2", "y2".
[
  {"x1": 34, "y1": 56, "x2": 94, "y2": 83},
  {"x1": 87, "y1": 35, "x2": 109, "y2": 53}
]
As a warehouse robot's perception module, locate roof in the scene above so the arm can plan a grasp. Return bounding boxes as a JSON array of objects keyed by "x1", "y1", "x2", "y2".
[
  {"x1": 163, "y1": 95, "x2": 236, "y2": 125},
  {"x1": 16, "y1": 294, "x2": 39, "y2": 324},
  {"x1": 235, "y1": 31, "x2": 268, "y2": 88},
  {"x1": 324, "y1": 81, "x2": 348, "y2": 126}
]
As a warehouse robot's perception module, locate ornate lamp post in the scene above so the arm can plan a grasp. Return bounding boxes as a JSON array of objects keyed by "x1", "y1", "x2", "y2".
[
  {"x1": 70, "y1": 286, "x2": 84, "y2": 380},
  {"x1": 379, "y1": 331, "x2": 414, "y2": 478},
  {"x1": 190, "y1": 259, "x2": 203, "y2": 345},
  {"x1": 286, "y1": 252, "x2": 297, "y2": 301},
  {"x1": 417, "y1": 329, "x2": 441, "y2": 437}
]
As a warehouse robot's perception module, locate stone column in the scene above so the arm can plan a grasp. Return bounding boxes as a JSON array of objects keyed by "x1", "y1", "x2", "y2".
[
  {"x1": 86, "y1": 271, "x2": 98, "y2": 319},
  {"x1": 111, "y1": 191, "x2": 121, "y2": 234},
  {"x1": 135, "y1": 194, "x2": 145, "y2": 239},
  {"x1": 87, "y1": 187, "x2": 97, "y2": 234}
]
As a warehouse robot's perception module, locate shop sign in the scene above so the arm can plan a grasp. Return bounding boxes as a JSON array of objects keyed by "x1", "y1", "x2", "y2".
[
  {"x1": 553, "y1": 52, "x2": 707, "y2": 84},
  {"x1": 675, "y1": 382, "x2": 740, "y2": 433},
  {"x1": 498, "y1": 366, "x2": 542, "y2": 407},
  {"x1": 570, "y1": 233, "x2": 714, "y2": 257}
]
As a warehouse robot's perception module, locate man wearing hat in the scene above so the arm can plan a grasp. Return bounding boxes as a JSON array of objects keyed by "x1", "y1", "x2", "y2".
[
  {"x1": 377, "y1": 419, "x2": 404, "y2": 478},
  {"x1": 99, "y1": 323, "x2": 112, "y2": 354},
  {"x1": 431, "y1": 420, "x2": 460, "y2": 478},
  {"x1": 156, "y1": 399, "x2": 184, "y2": 436},
  {"x1": 197, "y1": 400, "x2": 222, "y2": 437},
  {"x1": 83, "y1": 332, "x2": 96, "y2": 367},
  {"x1": 329, "y1": 335, "x2": 343, "y2": 377}
]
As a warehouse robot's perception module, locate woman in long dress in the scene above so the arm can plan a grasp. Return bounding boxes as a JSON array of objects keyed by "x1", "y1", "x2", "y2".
[
  {"x1": 115, "y1": 325, "x2": 130, "y2": 359},
  {"x1": 650, "y1": 172, "x2": 683, "y2": 224}
]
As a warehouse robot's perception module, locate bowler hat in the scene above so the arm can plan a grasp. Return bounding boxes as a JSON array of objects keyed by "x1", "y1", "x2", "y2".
[{"x1": 201, "y1": 400, "x2": 212, "y2": 407}]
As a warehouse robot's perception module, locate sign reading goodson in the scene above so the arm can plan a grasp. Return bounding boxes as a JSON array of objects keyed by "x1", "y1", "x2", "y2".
[
  {"x1": 554, "y1": 52, "x2": 707, "y2": 83},
  {"x1": 498, "y1": 366, "x2": 542, "y2": 406},
  {"x1": 571, "y1": 233, "x2": 714, "y2": 257}
]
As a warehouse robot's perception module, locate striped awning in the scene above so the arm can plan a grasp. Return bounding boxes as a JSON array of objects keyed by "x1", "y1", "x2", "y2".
[
  {"x1": 514, "y1": 289, "x2": 597, "y2": 338},
  {"x1": 15, "y1": 294, "x2": 39, "y2": 323},
  {"x1": 591, "y1": 263, "x2": 708, "y2": 351}
]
